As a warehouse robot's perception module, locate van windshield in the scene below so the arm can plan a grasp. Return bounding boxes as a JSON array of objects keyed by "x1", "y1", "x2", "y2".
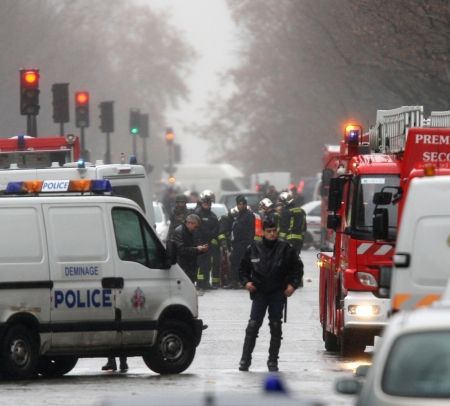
[{"x1": 112, "y1": 185, "x2": 145, "y2": 212}]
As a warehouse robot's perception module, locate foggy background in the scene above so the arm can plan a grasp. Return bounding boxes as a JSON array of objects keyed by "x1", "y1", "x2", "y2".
[{"x1": 0, "y1": 0, "x2": 448, "y2": 182}]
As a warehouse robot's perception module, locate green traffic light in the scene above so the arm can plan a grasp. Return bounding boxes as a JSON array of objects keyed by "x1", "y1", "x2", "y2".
[{"x1": 131, "y1": 127, "x2": 139, "y2": 135}]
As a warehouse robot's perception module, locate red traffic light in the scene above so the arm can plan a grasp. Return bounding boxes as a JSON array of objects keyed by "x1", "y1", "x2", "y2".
[
  {"x1": 75, "y1": 91, "x2": 89, "y2": 106},
  {"x1": 22, "y1": 70, "x2": 39, "y2": 86},
  {"x1": 165, "y1": 128, "x2": 175, "y2": 143}
]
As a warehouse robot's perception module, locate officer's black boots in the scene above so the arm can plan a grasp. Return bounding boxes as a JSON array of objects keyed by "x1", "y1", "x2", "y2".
[
  {"x1": 119, "y1": 356, "x2": 128, "y2": 372},
  {"x1": 102, "y1": 357, "x2": 117, "y2": 371},
  {"x1": 267, "y1": 321, "x2": 283, "y2": 372},
  {"x1": 239, "y1": 320, "x2": 260, "y2": 371}
]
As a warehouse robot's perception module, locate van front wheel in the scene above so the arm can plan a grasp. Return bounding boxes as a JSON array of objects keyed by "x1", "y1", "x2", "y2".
[
  {"x1": 1, "y1": 325, "x2": 39, "y2": 379},
  {"x1": 143, "y1": 320, "x2": 195, "y2": 374},
  {"x1": 37, "y1": 356, "x2": 78, "y2": 377}
]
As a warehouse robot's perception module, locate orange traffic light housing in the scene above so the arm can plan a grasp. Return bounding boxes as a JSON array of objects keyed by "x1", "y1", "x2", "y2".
[
  {"x1": 20, "y1": 69, "x2": 40, "y2": 115},
  {"x1": 75, "y1": 91, "x2": 90, "y2": 128}
]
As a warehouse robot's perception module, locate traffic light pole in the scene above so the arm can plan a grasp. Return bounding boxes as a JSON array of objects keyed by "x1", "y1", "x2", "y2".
[
  {"x1": 80, "y1": 127, "x2": 89, "y2": 161},
  {"x1": 27, "y1": 115, "x2": 37, "y2": 137},
  {"x1": 132, "y1": 135, "x2": 137, "y2": 158},
  {"x1": 105, "y1": 132, "x2": 111, "y2": 164}
]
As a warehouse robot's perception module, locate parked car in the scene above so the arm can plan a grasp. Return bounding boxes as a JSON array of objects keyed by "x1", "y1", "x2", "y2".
[
  {"x1": 219, "y1": 191, "x2": 260, "y2": 212},
  {"x1": 301, "y1": 200, "x2": 321, "y2": 250},
  {"x1": 336, "y1": 303, "x2": 450, "y2": 405},
  {"x1": 153, "y1": 201, "x2": 169, "y2": 242}
]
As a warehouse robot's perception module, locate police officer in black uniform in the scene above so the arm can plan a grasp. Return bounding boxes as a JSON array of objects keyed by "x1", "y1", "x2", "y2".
[{"x1": 238, "y1": 217, "x2": 303, "y2": 372}]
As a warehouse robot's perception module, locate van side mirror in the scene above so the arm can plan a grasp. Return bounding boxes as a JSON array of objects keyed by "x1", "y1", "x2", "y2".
[
  {"x1": 327, "y1": 214, "x2": 341, "y2": 230},
  {"x1": 328, "y1": 178, "x2": 345, "y2": 212},
  {"x1": 165, "y1": 240, "x2": 178, "y2": 268},
  {"x1": 373, "y1": 208, "x2": 389, "y2": 240},
  {"x1": 373, "y1": 191, "x2": 392, "y2": 205}
]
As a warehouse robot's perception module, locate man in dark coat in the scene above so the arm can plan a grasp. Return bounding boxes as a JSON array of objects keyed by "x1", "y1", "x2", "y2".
[
  {"x1": 238, "y1": 218, "x2": 303, "y2": 372},
  {"x1": 171, "y1": 214, "x2": 208, "y2": 283}
]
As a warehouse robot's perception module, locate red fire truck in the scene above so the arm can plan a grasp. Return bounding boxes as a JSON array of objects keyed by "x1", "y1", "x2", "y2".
[
  {"x1": 318, "y1": 106, "x2": 450, "y2": 356},
  {"x1": 0, "y1": 134, "x2": 80, "y2": 169}
]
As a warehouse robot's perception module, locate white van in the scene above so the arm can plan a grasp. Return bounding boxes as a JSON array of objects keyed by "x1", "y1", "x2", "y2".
[
  {"x1": 167, "y1": 164, "x2": 247, "y2": 199},
  {"x1": 391, "y1": 175, "x2": 450, "y2": 312},
  {"x1": 0, "y1": 179, "x2": 202, "y2": 379}
]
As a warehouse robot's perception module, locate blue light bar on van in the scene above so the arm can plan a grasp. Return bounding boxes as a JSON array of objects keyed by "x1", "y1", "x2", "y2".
[
  {"x1": 91, "y1": 180, "x2": 112, "y2": 193},
  {"x1": 5, "y1": 179, "x2": 113, "y2": 194}
]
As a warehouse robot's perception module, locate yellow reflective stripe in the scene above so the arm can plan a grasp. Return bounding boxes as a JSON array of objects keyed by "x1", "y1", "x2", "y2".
[
  {"x1": 211, "y1": 239, "x2": 218, "y2": 245},
  {"x1": 289, "y1": 207, "x2": 302, "y2": 213},
  {"x1": 218, "y1": 234, "x2": 226, "y2": 241},
  {"x1": 279, "y1": 232, "x2": 287, "y2": 238},
  {"x1": 254, "y1": 236, "x2": 262, "y2": 241},
  {"x1": 287, "y1": 234, "x2": 303, "y2": 240},
  {"x1": 212, "y1": 277, "x2": 221, "y2": 283}
]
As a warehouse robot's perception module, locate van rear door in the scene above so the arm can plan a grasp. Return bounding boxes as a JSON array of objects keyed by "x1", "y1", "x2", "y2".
[{"x1": 44, "y1": 202, "x2": 119, "y2": 348}]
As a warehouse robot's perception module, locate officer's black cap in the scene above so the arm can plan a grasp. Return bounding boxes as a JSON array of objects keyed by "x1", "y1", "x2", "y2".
[{"x1": 236, "y1": 195, "x2": 247, "y2": 204}]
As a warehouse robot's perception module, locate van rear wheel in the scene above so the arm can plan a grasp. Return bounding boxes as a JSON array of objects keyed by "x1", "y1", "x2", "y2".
[
  {"x1": 1, "y1": 324, "x2": 39, "y2": 379},
  {"x1": 143, "y1": 320, "x2": 195, "y2": 375},
  {"x1": 37, "y1": 356, "x2": 78, "y2": 377}
]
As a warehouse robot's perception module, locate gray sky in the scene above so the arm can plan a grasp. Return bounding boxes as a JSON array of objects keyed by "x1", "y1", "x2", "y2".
[{"x1": 148, "y1": 0, "x2": 238, "y2": 163}]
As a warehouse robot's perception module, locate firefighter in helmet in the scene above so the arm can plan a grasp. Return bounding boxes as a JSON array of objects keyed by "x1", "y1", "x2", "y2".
[
  {"x1": 167, "y1": 194, "x2": 192, "y2": 240},
  {"x1": 194, "y1": 190, "x2": 220, "y2": 290},
  {"x1": 278, "y1": 190, "x2": 307, "y2": 257}
]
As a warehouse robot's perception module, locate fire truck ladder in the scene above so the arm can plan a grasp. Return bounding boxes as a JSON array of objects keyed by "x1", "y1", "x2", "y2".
[{"x1": 368, "y1": 106, "x2": 423, "y2": 154}]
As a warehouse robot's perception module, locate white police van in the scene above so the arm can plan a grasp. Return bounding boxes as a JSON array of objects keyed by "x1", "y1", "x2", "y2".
[{"x1": 0, "y1": 179, "x2": 202, "y2": 379}]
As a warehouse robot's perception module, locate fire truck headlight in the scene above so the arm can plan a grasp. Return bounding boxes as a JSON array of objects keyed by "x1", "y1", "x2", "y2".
[
  {"x1": 357, "y1": 272, "x2": 378, "y2": 287},
  {"x1": 348, "y1": 305, "x2": 380, "y2": 317}
]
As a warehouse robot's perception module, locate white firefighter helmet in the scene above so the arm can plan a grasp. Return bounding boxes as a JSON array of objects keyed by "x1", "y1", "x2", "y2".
[
  {"x1": 279, "y1": 190, "x2": 294, "y2": 205},
  {"x1": 200, "y1": 189, "x2": 215, "y2": 203},
  {"x1": 259, "y1": 198, "x2": 274, "y2": 211}
]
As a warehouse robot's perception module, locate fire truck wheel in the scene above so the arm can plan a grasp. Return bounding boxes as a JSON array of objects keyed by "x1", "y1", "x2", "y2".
[
  {"x1": 340, "y1": 329, "x2": 366, "y2": 357},
  {"x1": 143, "y1": 320, "x2": 196, "y2": 375},
  {"x1": 323, "y1": 307, "x2": 339, "y2": 351}
]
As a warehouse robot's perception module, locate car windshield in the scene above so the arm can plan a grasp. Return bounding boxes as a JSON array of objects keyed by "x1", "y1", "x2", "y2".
[
  {"x1": 352, "y1": 174, "x2": 399, "y2": 240},
  {"x1": 382, "y1": 331, "x2": 450, "y2": 398}
]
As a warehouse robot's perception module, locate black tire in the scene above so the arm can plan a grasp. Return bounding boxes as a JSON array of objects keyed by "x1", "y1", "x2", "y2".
[
  {"x1": 1, "y1": 324, "x2": 39, "y2": 379},
  {"x1": 323, "y1": 306, "x2": 339, "y2": 352},
  {"x1": 143, "y1": 320, "x2": 196, "y2": 375},
  {"x1": 37, "y1": 356, "x2": 78, "y2": 377},
  {"x1": 340, "y1": 329, "x2": 366, "y2": 357}
]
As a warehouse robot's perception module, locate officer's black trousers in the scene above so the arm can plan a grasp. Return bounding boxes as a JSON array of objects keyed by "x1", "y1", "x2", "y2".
[{"x1": 249, "y1": 290, "x2": 286, "y2": 324}]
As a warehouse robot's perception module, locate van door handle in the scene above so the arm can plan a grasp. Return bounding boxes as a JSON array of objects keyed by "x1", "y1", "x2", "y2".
[{"x1": 102, "y1": 277, "x2": 124, "y2": 289}]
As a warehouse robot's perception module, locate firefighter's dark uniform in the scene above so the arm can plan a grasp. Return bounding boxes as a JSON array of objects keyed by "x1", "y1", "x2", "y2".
[
  {"x1": 194, "y1": 204, "x2": 220, "y2": 289},
  {"x1": 171, "y1": 223, "x2": 201, "y2": 283},
  {"x1": 238, "y1": 237, "x2": 303, "y2": 372},
  {"x1": 279, "y1": 201, "x2": 307, "y2": 255}
]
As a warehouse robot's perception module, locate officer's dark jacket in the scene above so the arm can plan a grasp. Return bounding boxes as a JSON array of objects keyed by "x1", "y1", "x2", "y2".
[
  {"x1": 171, "y1": 224, "x2": 199, "y2": 275},
  {"x1": 194, "y1": 206, "x2": 219, "y2": 244},
  {"x1": 239, "y1": 239, "x2": 303, "y2": 293}
]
